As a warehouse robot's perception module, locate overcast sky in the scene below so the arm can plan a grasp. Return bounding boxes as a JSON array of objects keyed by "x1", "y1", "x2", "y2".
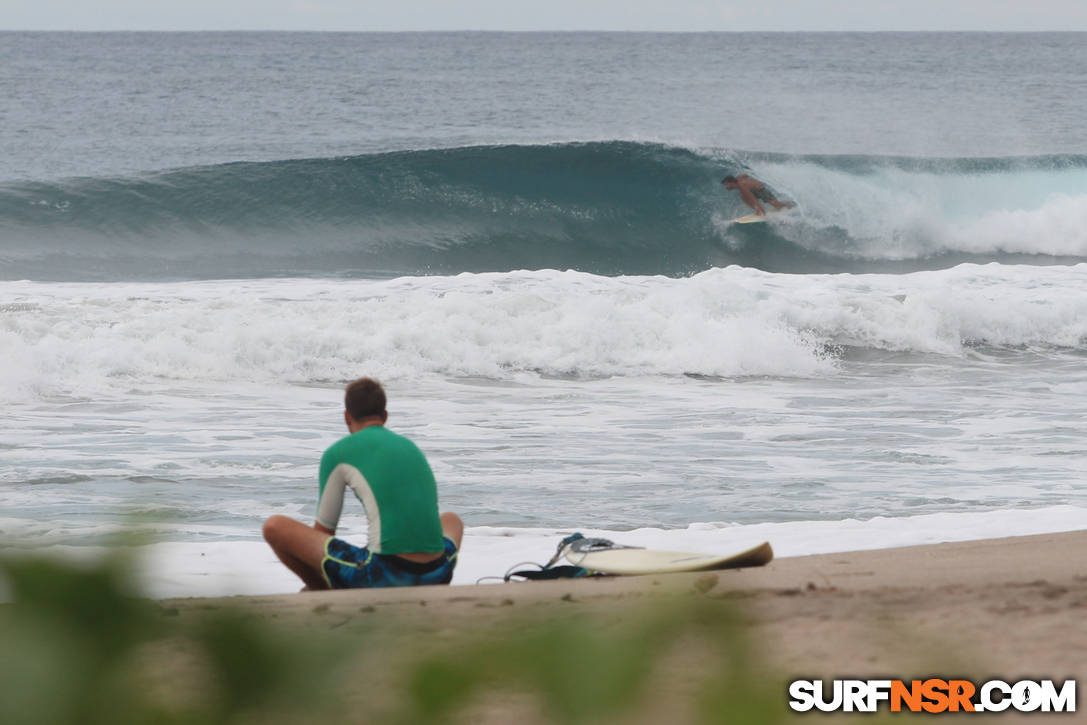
[{"x1": 5, "y1": 0, "x2": 1087, "y2": 32}]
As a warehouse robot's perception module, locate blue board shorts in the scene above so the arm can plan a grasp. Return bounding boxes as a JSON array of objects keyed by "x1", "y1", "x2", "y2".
[{"x1": 321, "y1": 536, "x2": 457, "y2": 589}]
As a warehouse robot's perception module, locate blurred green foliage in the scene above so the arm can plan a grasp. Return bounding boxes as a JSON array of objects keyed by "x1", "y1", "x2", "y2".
[
  {"x1": 403, "y1": 596, "x2": 785, "y2": 725},
  {"x1": 0, "y1": 552, "x2": 792, "y2": 724},
  {"x1": 0, "y1": 551, "x2": 344, "y2": 725}
]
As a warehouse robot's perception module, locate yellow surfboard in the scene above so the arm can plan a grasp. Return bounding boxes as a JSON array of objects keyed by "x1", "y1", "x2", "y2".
[
  {"x1": 732, "y1": 214, "x2": 769, "y2": 224},
  {"x1": 730, "y1": 206, "x2": 792, "y2": 224}
]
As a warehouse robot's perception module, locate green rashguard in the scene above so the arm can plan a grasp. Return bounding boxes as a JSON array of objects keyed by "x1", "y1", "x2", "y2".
[{"x1": 315, "y1": 425, "x2": 444, "y2": 555}]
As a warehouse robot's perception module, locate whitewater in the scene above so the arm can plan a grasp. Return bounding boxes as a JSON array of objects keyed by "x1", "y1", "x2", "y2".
[
  {"x1": 4, "y1": 264, "x2": 1086, "y2": 596},
  {"x1": 2, "y1": 31, "x2": 1086, "y2": 598}
]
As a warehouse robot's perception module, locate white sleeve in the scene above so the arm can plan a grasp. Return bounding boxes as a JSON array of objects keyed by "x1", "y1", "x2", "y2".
[{"x1": 315, "y1": 465, "x2": 348, "y2": 531}]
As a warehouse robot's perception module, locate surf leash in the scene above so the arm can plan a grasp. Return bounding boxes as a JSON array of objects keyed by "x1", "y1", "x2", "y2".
[
  {"x1": 476, "y1": 532, "x2": 643, "y2": 583},
  {"x1": 473, "y1": 532, "x2": 593, "y2": 583}
]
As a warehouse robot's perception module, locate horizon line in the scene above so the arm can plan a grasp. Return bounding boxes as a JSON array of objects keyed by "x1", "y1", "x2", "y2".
[{"x1": 3, "y1": 28, "x2": 1087, "y2": 34}]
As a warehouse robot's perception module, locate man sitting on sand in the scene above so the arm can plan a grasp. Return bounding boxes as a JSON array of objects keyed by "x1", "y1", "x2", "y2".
[
  {"x1": 721, "y1": 174, "x2": 796, "y2": 216},
  {"x1": 263, "y1": 377, "x2": 463, "y2": 590}
]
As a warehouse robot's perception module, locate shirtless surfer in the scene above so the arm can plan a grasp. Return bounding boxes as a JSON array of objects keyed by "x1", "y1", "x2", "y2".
[{"x1": 721, "y1": 174, "x2": 795, "y2": 216}]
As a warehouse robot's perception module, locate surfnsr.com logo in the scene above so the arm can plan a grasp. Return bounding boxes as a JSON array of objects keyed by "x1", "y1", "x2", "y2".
[{"x1": 789, "y1": 679, "x2": 1076, "y2": 713}]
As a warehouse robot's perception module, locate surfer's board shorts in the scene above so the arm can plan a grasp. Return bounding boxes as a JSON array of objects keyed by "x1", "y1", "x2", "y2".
[
  {"x1": 752, "y1": 186, "x2": 777, "y2": 203},
  {"x1": 321, "y1": 536, "x2": 457, "y2": 589}
]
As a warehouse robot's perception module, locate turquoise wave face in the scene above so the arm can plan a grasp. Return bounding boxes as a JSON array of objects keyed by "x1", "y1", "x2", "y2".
[{"x1": 3, "y1": 142, "x2": 1087, "y2": 281}]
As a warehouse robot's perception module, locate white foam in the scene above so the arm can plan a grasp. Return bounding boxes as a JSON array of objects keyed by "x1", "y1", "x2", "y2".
[
  {"x1": 3, "y1": 264, "x2": 1086, "y2": 403},
  {"x1": 759, "y1": 160, "x2": 1087, "y2": 258},
  {"x1": 4, "y1": 506, "x2": 1081, "y2": 601}
]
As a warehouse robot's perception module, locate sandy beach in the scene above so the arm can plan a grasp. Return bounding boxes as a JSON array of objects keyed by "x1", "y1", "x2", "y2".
[{"x1": 151, "y1": 530, "x2": 1086, "y2": 723}]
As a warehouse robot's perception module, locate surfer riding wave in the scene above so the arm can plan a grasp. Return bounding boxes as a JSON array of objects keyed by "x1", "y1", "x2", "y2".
[{"x1": 722, "y1": 174, "x2": 796, "y2": 216}]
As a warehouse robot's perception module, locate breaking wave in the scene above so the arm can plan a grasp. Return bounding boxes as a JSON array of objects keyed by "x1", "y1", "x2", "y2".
[{"x1": 3, "y1": 142, "x2": 1087, "y2": 280}]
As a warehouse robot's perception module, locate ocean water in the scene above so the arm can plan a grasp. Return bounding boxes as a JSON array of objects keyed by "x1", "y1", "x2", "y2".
[{"x1": 2, "y1": 32, "x2": 1086, "y2": 597}]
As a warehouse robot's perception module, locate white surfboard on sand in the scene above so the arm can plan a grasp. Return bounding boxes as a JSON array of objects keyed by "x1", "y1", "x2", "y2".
[{"x1": 562, "y1": 537, "x2": 773, "y2": 575}]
